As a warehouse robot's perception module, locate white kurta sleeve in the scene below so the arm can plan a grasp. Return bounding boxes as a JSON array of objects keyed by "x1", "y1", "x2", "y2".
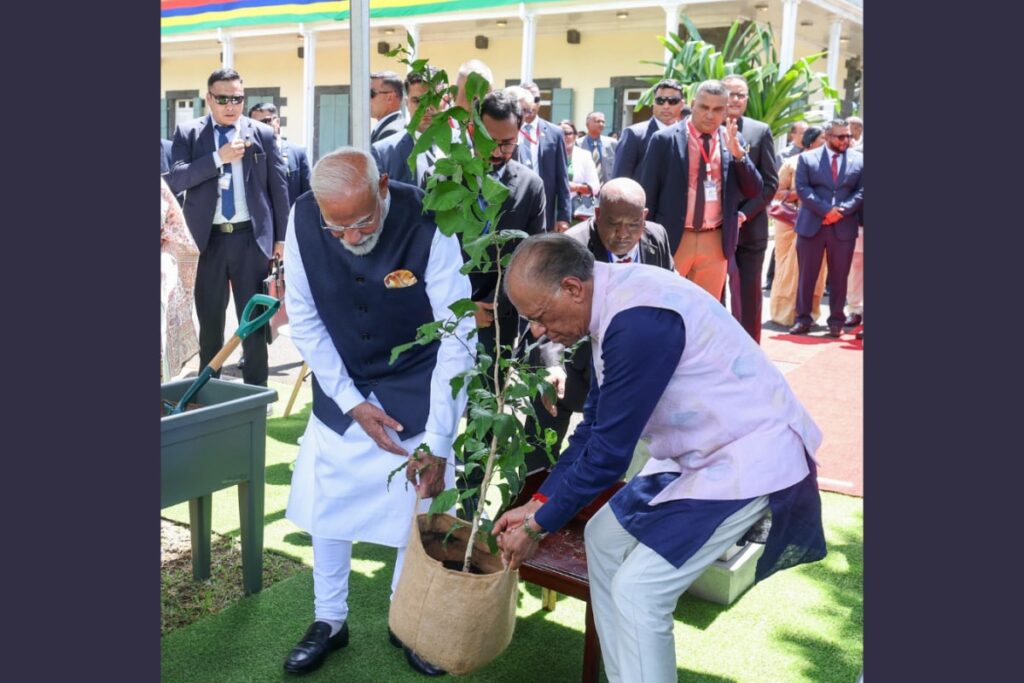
[
  {"x1": 283, "y1": 207, "x2": 367, "y2": 414},
  {"x1": 420, "y1": 228, "x2": 475, "y2": 463}
]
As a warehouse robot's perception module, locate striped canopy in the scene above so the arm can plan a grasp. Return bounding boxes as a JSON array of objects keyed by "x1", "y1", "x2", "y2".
[{"x1": 161, "y1": 0, "x2": 560, "y2": 36}]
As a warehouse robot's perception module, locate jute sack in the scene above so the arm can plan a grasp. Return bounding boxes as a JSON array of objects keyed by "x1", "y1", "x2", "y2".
[{"x1": 389, "y1": 511, "x2": 518, "y2": 675}]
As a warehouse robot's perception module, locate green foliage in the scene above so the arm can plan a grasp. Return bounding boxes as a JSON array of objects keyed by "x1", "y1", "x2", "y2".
[
  {"x1": 639, "y1": 16, "x2": 839, "y2": 137},
  {"x1": 386, "y1": 37, "x2": 555, "y2": 569}
]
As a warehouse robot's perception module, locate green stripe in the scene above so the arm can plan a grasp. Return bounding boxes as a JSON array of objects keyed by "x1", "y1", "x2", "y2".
[{"x1": 161, "y1": 0, "x2": 574, "y2": 36}]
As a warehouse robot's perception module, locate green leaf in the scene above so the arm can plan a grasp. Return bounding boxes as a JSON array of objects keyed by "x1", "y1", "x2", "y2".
[
  {"x1": 448, "y1": 298, "x2": 479, "y2": 319},
  {"x1": 406, "y1": 30, "x2": 416, "y2": 50},
  {"x1": 428, "y1": 488, "x2": 460, "y2": 515},
  {"x1": 389, "y1": 340, "x2": 418, "y2": 365},
  {"x1": 424, "y1": 181, "x2": 473, "y2": 212},
  {"x1": 493, "y1": 413, "x2": 516, "y2": 444}
]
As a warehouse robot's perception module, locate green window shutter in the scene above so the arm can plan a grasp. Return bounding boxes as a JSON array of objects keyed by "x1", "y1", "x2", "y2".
[
  {"x1": 192, "y1": 97, "x2": 205, "y2": 119},
  {"x1": 550, "y1": 88, "x2": 573, "y2": 126},
  {"x1": 160, "y1": 98, "x2": 168, "y2": 139},
  {"x1": 592, "y1": 87, "x2": 616, "y2": 124},
  {"x1": 317, "y1": 94, "x2": 350, "y2": 162}
]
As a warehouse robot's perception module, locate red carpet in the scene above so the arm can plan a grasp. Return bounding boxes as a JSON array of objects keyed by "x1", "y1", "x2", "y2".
[{"x1": 762, "y1": 329, "x2": 863, "y2": 497}]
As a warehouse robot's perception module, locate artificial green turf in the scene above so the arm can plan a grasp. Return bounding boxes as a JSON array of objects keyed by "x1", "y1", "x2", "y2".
[{"x1": 162, "y1": 380, "x2": 863, "y2": 681}]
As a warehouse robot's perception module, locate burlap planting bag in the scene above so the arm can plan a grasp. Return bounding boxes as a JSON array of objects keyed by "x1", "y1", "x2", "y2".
[{"x1": 389, "y1": 511, "x2": 518, "y2": 675}]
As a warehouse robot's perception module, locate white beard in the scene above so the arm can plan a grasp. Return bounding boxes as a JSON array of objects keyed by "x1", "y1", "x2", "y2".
[{"x1": 339, "y1": 229, "x2": 382, "y2": 256}]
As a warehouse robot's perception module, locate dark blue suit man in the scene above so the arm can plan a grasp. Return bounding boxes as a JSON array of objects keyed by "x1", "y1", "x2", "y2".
[
  {"x1": 249, "y1": 102, "x2": 311, "y2": 206},
  {"x1": 160, "y1": 139, "x2": 173, "y2": 175},
  {"x1": 166, "y1": 68, "x2": 290, "y2": 387},
  {"x1": 513, "y1": 85, "x2": 571, "y2": 231},
  {"x1": 372, "y1": 68, "x2": 446, "y2": 189},
  {"x1": 640, "y1": 81, "x2": 763, "y2": 299},
  {"x1": 612, "y1": 78, "x2": 685, "y2": 182},
  {"x1": 790, "y1": 119, "x2": 864, "y2": 337},
  {"x1": 371, "y1": 132, "x2": 416, "y2": 184}
]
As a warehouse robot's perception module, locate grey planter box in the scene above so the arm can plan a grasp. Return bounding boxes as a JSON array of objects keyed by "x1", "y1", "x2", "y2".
[{"x1": 161, "y1": 378, "x2": 277, "y2": 595}]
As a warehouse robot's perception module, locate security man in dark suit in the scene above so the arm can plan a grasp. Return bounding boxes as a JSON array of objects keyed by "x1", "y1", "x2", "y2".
[
  {"x1": 612, "y1": 78, "x2": 685, "y2": 182},
  {"x1": 524, "y1": 177, "x2": 675, "y2": 471},
  {"x1": 166, "y1": 68, "x2": 290, "y2": 388},
  {"x1": 248, "y1": 102, "x2": 311, "y2": 207},
  {"x1": 721, "y1": 74, "x2": 779, "y2": 343}
]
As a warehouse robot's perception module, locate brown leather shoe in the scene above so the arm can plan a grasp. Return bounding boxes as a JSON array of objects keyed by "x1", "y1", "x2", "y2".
[{"x1": 788, "y1": 322, "x2": 812, "y2": 335}]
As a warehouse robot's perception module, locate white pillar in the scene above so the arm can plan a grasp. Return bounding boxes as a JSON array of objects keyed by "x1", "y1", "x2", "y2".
[
  {"x1": 302, "y1": 27, "x2": 316, "y2": 150},
  {"x1": 404, "y1": 23, "x2": 419, "y2": 70},
  {"x1": 350, "y1": 0, "x2": 372, "y2": 151},
  {"x1": 520, "y1": 7, "x2": 537, "y2": 82},
  {"x1": 218, "y1": 28, "x2": 234, "y2": 69},
  {"x1": 827, "y1": 18, "x2": 843, "y2": 117},
  {"x1": 662, "y1": 3, "x2": 684, "y2": 63},
  {"x1": 780, "y1": 0, "x2": 800, "y2": 73}
]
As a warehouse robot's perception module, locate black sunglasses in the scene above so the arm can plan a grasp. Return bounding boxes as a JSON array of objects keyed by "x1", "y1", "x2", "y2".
[
  {"x1": 257, "y1": 118, "x2": 275, "y2": 125},
  {"x1": 654, "y1": 96, "x2": 682, "y2": 105},
  {"x1": 370, "y1": 89, "x2": 396, "y2": 98},
  {"x1": 831, "y1": 134, "x2": 852, "y2": 140},
  {"x1": 210, "y1": 94, "x2": 245, "y2": 105},
  {"x1": 533, "y1": 96, "x2": 541, "y2": 103}
]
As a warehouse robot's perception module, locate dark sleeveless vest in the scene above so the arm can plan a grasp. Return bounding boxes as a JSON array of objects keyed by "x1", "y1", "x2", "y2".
[{"x1": 294, "y1": 181, "x2": 440, "y2": 437}]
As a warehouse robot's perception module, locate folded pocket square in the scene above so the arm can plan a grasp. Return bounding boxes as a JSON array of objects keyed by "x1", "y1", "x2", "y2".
[{"x1": 384, "y1": 269, "x2": 418, "y2": 288}]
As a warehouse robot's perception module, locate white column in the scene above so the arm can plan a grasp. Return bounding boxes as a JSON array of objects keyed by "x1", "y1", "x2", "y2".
[
  {"x1": 218, "y1": 28, "x2": 234, "y2": 69},
  {"x1": 826, "y1": 18, "x2": 843, "y2": 117},
  {"x1": 349, "y1": 0, "x2": 372, "y2": 151},
  {"x1": 780, "y1": 0, "x2": 800, "y2": 73},
  {"x1": 520, "y1": 7, "x2": 537, "y2": 82},
  {"x1": 302, "y1": 27, "x2": 316, "y2": 150},
  {"x1": 662, "y1": 3, "x2": 684, "y2": 63},
  {"x1": 404, "y1": 23, "x2": 419, "y2": 70}
]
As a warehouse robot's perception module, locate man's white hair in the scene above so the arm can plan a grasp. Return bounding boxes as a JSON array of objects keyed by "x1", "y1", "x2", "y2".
[
  {"x1": 456, "y1": 59, "x2": 494, "y2": 87},
  {"x1": 505, "y1": 85, "x2": 532, "y2": 109},
  {"x1": 310, "y1": 147, "x2": 380, "y2": 203}
]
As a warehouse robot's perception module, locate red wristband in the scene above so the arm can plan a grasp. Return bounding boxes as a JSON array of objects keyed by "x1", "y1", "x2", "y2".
[{"x1": 531, "y1": 492, "x2": 549, "y2": 503}]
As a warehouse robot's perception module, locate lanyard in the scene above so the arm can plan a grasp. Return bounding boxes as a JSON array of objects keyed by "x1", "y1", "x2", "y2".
[
  {"x1": 521, "y1": 126, "x2": 538, "y2": 145},
  {"x1": 687, "y1": 121, "x2": 716, "y2": 175}
]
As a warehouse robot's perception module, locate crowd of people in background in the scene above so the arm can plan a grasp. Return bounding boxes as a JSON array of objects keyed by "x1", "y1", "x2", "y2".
[{"x1": 158, "y1": 57, "x2": 860, "y2": 680}]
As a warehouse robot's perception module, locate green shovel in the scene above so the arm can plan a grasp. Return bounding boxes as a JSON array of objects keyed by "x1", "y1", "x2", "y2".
[{"x1": 165, "y1": 293, "x2": 282, "y2": 415}]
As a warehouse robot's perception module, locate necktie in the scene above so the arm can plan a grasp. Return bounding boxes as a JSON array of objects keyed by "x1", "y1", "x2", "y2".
[
  {"x1": 831, "y1": 153, "x2": 840, "y2": 183},
  {"x1": 591, "y1": 140, "x2": 603, "y2": 183},
  {"x1": 522, "y1": 123, "x2": 534, "y2": 169},
  {"x1": 691, "y1": 133, "x2": 712, "y2": 230},
  {"x1": 215, "y1": 124, "x2": 236, "y2": 220}
]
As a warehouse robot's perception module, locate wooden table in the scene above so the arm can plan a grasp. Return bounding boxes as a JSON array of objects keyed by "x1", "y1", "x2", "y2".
[{"x1": 513, "y1": 472, "x2": 624, "y2": 683}]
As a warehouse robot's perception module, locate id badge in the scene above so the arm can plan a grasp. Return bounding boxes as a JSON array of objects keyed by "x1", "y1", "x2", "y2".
[
  {"x1": 218, "y1": 172, "x2": 232, "y2": 191},
  {"x1": 703, "y1": 180, "x2": 717, "y2": 202}
]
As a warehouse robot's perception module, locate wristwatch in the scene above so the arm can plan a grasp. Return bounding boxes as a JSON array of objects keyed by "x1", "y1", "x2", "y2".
[{"x1": 523, "y1": 513, "x2": 549, "y2": 541}]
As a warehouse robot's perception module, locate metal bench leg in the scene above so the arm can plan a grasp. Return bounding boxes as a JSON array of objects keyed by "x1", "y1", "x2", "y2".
[
  {"x1": 283, "y1": 361, "x2": 308, "y2": 418},
  {"x1": 188, "y1": 494, "x2": 212, "y2": 581}
]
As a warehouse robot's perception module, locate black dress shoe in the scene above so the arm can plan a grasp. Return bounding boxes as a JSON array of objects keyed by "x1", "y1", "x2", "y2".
[
  {"x1": 856, "y1": 330, "x2": 863, "y2": 340},
  {"x1": 844, "y1": 313, "x2": 862, "y2": 328},
  {"x1": 284, "y1": 621, "x2": 349, "y2": 674},
  {"x1": 788, "y1": 322, "x2": 811, "y2": 335},
  {"x1": 388, "y1": 628, "x2": 447, "y2": 676},
  {"x1": 828, "y1": 325, "x2": 843, "y2": 338}
]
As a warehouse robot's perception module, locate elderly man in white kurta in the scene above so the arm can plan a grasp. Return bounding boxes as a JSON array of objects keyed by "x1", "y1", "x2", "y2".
[
  {"x1": 495, "y1": 233, "x2": 827, "y2": 682},
  {"x1": 281, "y1": 148, "x2": 474, "y2": 676}
]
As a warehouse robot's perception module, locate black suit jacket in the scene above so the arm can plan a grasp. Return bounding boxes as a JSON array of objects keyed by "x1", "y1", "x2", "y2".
[
  {"x1": 465, "y1": 160, "x2": 547, "y2": 309},
  {"x1": 281, "y1": 141, "x2": 311, "y2": 207},
  {"x1": 371, "y1": 131, "x2": 416, "y2": 185},
  {"x1": 370, "y1": 111, "x2": 406, "y2": 145},
  {"x1": 612, "y1": 118, "x2": 661, "y2": 182},
  {"x1": 166, "y1": 115, "x2": 290, "y2": 259},
  {"x1": 517, "y1": 117, "x2": 572, "y2": 228},
  {"x1": 639, "y1": 121, "x2": 763, "y2": 258},
  {"x1": 735, "y1": 116, "x2": 779, "y2": 246},
  {"x1": 160, "y1": 139, "x2": 173, "y2": 175}
]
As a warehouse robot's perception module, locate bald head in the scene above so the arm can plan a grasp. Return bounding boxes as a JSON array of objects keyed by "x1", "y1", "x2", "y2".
[
  {"x1": 594, "y1": 178, "x2": 649, "y2": 257},
  {"x1": 455, "y1": 59, "x2": 494, "y2": 111}
]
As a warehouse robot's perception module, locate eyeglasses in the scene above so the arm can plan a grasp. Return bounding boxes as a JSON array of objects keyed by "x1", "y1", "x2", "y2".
[
  {"x1": 495, "y1": 140, "x2": 520, "y2": 153},
  {"x1": 321, "y1": 199, "x2": 381, "y2": 233},
  {"x1": 727, "y1": 92, "x2": 749, "y2": 100},
  {"x1": 654, "y1": 96, "x2": 682, "y2": 106},
  {"x1": 830, "y1": 134, "x2": 852, "y2": 140},
  {"x1": 370, "y1": 89, "x2": 396, "y2": 98},
  {"x1": 563, "y1": 131, "x2": 576, "y2": 138},
  {"x1": 256, "y1": 118, "x2": 275, "y2": 125},
  {"x1": 210, "y1": 94, "x2": 245, "y2": 105}
]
